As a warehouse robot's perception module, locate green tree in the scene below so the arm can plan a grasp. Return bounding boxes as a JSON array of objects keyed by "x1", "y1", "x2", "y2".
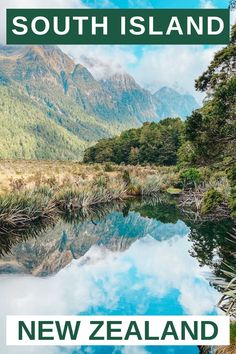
[
  {"x1": 83, "y1": 118, "x2": 184, "y2": 166},
  {"x1": 186, "y1": 25, "x2": 236, "y2": 165}
]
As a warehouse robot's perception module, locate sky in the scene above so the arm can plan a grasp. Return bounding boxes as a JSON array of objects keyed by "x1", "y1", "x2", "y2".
[{"x1": 0, "y1": 0, "x2": 235, "y2": 102}]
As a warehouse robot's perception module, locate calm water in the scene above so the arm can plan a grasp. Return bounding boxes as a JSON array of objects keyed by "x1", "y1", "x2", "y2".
[{"x1": 0, "y1": 199, "x2": 234, "y2": 354}]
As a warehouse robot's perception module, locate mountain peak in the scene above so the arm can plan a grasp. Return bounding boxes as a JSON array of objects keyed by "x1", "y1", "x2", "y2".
[
  {"x1": 72, "y1": 63, "x2": 95, "y2": 82},
  {"x1": 22, "y1": 45, "x2": 75, "y2": 74},
  {"x1": 101, "y1": 72, "x2": 142, "y2": 91},
  {"x1": 0, "y1": 44, "x2": 201, "y2": 160},
  {"x1": 154, "y1": 86, "x2": 199, "y2": 119}
]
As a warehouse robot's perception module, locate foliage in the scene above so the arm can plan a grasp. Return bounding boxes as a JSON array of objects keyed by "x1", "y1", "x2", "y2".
[
  {"x1": 229, "y1": 187, "x2": 236, "y2": 218},
  {"x1": 195, "y1": 24, "x2": 236, "y2": 93},
  {"x1": 230, "y1": 323, "x2": 236, "y2": 342},
  {"x1": 186, "y1": 25, "x2": 236, "y2": 165},
  {"x1": 84, "y1": 118, "x2": 184, "y2": 166},
  {"x1": 83, "y1": 25, "x2": 236, "y2": 172},
  {"x1": 177, "y1": 141, "x2": 197, "y2": 167},
  {"x1": 227, "y1": 165, "x2": 236, "y2": 186},
  {"x1": 227, "y1": 165, "x2": 236, "y2": 217},
  {"x1": 180, "y1": 168, "x2": 203, "y2": 188},
  {"x1": 200, "y1": 189, "x2": 223, "y2": 215},
  {"x1": 217, "y1": 263, "x2": 236, "y2": 318}
]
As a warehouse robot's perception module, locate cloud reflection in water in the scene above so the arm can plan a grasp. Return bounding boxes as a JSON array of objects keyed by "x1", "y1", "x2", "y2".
[{"x1": 0, "y1": 232, "x2": 219, "y2": 354}]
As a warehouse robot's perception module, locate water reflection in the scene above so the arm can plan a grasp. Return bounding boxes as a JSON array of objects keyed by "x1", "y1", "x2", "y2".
[
  {"x1": 0, "y1": 200, "x2": 189, "y2": 276},
  {"x1": 0, "y1": 236, "x2": 217, "y2": 354},
  {"x1": 0, "y1": 198, "x2": 234, "y2": 354}
]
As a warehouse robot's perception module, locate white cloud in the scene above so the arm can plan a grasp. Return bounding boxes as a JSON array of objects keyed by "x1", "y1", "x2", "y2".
[
  {"x1": 200, "y1": 0, "x2": 216, "y2": 9},
  {"x1": 60, "y1": 43, "x2": 219, "y2": 102},
  {"x1": 129, "y1": 45, "x2": 219, "y2": 102},
  {"x1": 0, "y1": 235, "x2": 220, "y2": 354},
  {"x1": 61, "y1": 44, "x2": 138, "y2": 79},
  {"x1": 0, "y1": 0, "x2": 86, "y2": 43}
]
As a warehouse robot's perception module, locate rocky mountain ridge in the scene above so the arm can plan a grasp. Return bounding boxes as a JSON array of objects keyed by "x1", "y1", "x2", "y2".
[{"x1": 0, "y1": 45, "x2": 199, "y2": 159}]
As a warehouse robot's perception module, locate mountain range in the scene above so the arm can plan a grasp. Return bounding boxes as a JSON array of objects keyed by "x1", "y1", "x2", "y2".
[{"x1": 0, "y1": 45, "x2": 199, "y2": 160}]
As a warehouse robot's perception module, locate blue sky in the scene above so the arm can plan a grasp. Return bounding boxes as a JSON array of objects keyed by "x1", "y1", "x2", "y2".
[
  {"x1": 82, "y1": 0, "x2": 229, "y2": 9},
  {"x1": 61, "y1": 0, "x2": 232, "y2": 102}
]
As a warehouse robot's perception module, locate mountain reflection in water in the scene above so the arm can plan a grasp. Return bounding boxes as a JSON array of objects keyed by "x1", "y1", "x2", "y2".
[{"x1": 0, "y1": 198, "x2": 234, "y2": 354}]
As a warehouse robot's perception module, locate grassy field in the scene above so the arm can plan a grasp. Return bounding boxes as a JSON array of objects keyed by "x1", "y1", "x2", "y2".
[
  {"x1": 0, "y1": 160, "x2": 178, "y2": 195},
  {"x1": 0, "y1": 159, "x2": 234, "y2": 232},
  {"x1": 0, "y1": 160, "x2": 180, "y2": 231}
]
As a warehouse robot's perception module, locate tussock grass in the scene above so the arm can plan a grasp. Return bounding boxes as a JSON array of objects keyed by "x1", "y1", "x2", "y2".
[
  {"x1": 0, "y1": 190, "x2": 57, "y2": 230},
  {"x1": 0, "y1": 160, "x2": 234, "y2": 230},
  {"x1": 0, "y1": 175, "x2": 127, "y2": 230},
  {"x1": 141, "y1": 175, "x2": 165, "y2": 195},
  {"x1": 56, "y1": 181, "x2": 126, "y2": 211}
]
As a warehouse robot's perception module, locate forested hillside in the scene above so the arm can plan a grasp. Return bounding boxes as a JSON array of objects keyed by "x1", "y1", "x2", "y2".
[
  {"x1": 0, "y1": 45, "x2": 198, "y2": 160},
  {"x1": 83, "y1": 118, "x2": 184, "y2": 166},
  {"x1": 84, "y1": 25, "x2": 236, "y2": 169}
]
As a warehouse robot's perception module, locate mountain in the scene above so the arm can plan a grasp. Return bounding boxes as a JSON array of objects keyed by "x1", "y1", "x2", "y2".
[
  {"x1": 100, "y1": 73, "x2": 157, "y2": 123},
  {"x1": 154, "y1": 87, "x2": 199, "y2": 119},
  {"x1": 0, "y1": 45, "x2": 199, "y2": 160}
]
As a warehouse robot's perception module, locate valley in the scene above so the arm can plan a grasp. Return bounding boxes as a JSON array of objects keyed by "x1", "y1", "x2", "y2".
[{"x1": 0, "y1": 45, "x2": 199, "y2": 160}]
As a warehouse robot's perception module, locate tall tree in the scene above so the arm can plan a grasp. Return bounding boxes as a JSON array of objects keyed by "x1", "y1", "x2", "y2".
[{"x1": 185, "y1": 25, "x2": 236, "y2": 165}]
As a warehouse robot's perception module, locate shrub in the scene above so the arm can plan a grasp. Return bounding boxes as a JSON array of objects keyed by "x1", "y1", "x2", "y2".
[
  {"x1": 200, "y1": 188, "x2": 223, "y2": 215},
  {"x1": 180, "y1": 168, "x2": 203, "y2": 188},
  {"x1": 177, "y1": 141, "x2": 197, "y2": 167}
]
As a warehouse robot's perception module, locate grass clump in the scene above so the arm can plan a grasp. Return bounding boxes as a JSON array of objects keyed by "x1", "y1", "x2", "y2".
[
  {"x1": 141, "y1": 175, "x2": 164, "y2": 195},
  {"x1": 56, "y1": 179, "x2": 126, "y2": 211},
  {"x1": 0, "y1": 190, "x2": 57, "y2": 230},
  {"x1": 122, "y1": 170, "x2": 131, "y2": 186}
]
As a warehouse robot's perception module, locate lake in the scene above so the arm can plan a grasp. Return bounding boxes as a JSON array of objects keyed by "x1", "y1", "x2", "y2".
[{"x1": 0, "y1": 198, "x2": 234, "y2": 354}]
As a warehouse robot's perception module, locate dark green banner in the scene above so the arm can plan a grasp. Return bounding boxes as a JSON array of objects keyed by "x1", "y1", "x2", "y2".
[{"x1": 7, "y1": 9, "x2": 230, "y2": 45}]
